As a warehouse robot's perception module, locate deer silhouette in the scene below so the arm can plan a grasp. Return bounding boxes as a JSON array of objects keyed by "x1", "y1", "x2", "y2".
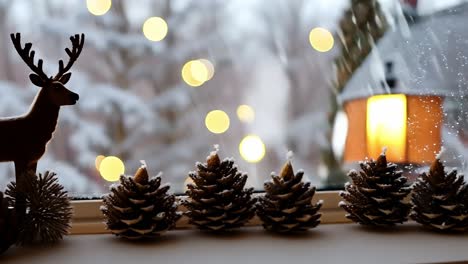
[{"x1": 1, "y1": 33, "x2": 84, "y2": 219}]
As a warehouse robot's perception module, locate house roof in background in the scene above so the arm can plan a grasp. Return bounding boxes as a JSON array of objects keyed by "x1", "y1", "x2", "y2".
[{"x1": 339, "y1": 3, "x2": 468, "y2": 102}]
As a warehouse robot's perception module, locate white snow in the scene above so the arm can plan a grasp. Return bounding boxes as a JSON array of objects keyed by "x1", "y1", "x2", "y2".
[
  {"x1": 436, "y1": 147, "x2": 446, "y2": 160},
  {"x1": 381, "y1": 147, "x2": 388, "y2": 156},
  {"x1": 209, "y1": 144, "x2": 220, "y2": 157},
  {"x1": 0, "y1": 0, "x2": 466, "y2": 196}
]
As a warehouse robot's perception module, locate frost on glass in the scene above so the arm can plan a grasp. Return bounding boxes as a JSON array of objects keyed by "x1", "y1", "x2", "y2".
[{"x1": 0, "y1": 0, "x2": 466, "y2": 196}]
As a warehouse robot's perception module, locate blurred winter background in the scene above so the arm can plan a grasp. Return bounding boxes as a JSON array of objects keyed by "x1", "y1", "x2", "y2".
[{"x1": 0, "y1": 0, "x2": 466, "y2": 196}]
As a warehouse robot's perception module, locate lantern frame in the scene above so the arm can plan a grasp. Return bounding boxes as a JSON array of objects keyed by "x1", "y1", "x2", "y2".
[{"x1": 343, "y1": 94, "x2": 443, "y2": 164}]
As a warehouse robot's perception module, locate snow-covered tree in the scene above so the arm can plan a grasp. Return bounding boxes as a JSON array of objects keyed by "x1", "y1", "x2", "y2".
[
  {"x1": 1, "y1": 0, "x2": 464, "y2": 196},
  {"x1": 33, "y1": 0, "x2": 234, "y2": 193}
]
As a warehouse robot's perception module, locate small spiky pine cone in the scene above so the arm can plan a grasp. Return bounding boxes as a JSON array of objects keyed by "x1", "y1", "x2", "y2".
[
  {"x1": 101, "y1": 165, "x2": 182, "y2": 239},
  {"x1": 0, "y1": 191, "x2": 17, "y2": 254},
  {"x1": 257, "y1": 160, "x2": 322, "y2": 233},
  {"x1": 339, "y1": 150, "x2": 411, "y2": 226},
  {"x1": 411, "y1": 157, "x2": 468, "y2": 231},
  {"x1": 183, "y1": 148, "x2": 256, "y2": 231},
  {"x1": 6, "y1": 171, "x2": 72, "y2": 244}
]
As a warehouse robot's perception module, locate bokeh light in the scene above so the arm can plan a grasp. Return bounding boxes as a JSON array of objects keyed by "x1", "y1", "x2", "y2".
[
  {"x1": 199, "y1": 59, "x2": 215, "y2": 80},
  {"x1": 237, "y1": 104, "x2": 255, "y2": 123},
  {"x1": 181, "y1": 59, "x2": 215, "y2": 86},
  {"x1": 331, "y1": 111, "x2": 348, "y2": 161},
  {"x1": 205, "y1": 110, "x2": 230, "y2": 134},
  {"x1": 239, "y1": 135, "x2": 266, "y2": 163},
  {"x1": 190, "y1": 60, "x2": 209, "y2": 83},
  {"x1": 95, "y1": 155, "x2": 106, "y2": 171},
  {"x1": 142, "y1": 17, "x2": 168, "y2": 42},
  {"x1": 99, "y1": 156, "x2": 125, "y2": 182},
  {"x1": 86, "y1": 0, "x2": 112, "y2": 16},
  {"x1": 309, "y1": 27, "x2": 334, "y2": 52},
  {"x1": 184, "y1": 177, "x2": 194, "y2": 192},
  {"x1": 182, "y1": 60, "x2": 204, "y2": 87}
]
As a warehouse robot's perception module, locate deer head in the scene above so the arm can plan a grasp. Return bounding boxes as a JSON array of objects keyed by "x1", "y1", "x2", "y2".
[{"x1": 10, "y1": 33, "x2": 84, "y2": 106}]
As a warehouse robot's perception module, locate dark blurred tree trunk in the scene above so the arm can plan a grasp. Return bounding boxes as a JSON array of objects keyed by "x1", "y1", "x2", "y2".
[{"x1": 325, "y1": 0, "x2": 389, "y2": 187}]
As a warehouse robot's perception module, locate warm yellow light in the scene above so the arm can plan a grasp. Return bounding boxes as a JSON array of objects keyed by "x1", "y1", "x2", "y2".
[
  {"x1": 95, "y1": 155, "x2": 106, "y2": 171},
  {"x1": 142, "y1": 17, "x2": 168, "y2": 42},
  {"x1": 99, "y1": 156, "x2": 125, "y2": 182},
  {"x1": 184, "y1": 177, "x2": 194, "y2": 192},
  {"x1": 190, "y1": 60, "x2": 209, "y2": 83},
  {"x1": 309, "y1": 27, "x2": 334, "y2": 52},
  {"x1": 182, "y1": 60, "x2": 204, "y2": 87},
  {"x1": 237, "y1": 104, "x2": 255, "y2": 123},
  {"x1": 205, "y1": 110, "x2": 230, "y2": 134},
  {"x1": 181, "y1": 59, "x2": 214, "y2": 86},
  {"x1": 367, "y1": 94, "x2": 407, "y2": 162},
  {"x1": 239, "y1": 135, "x2": 266, "y2": 163},
  {"x1": 199, "y1": 59, "x2": 215, "y2": 80},
  {"x1": 86, "y1": 0, "x2": 112, "y2": 16}
]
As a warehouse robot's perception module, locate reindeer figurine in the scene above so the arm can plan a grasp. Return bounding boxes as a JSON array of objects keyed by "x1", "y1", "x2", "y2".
[{"x1": 0, "y1": 33, "x2": 84, "y2": 218}]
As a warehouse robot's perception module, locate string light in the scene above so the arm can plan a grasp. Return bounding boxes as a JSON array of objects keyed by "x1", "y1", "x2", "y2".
[
  {"x1": 237, "y1": 104, "x2": 255, "y2": 123},
  {"x1": 181, "y1": 59, "x2": 215, "y2": 87},
  {"x1": 205, "y1": 110, "x2": 230, "y2": 134},
  {"x1": 86, "y1": 0, "x2": 112, "y2": 16},
  {"x1": 99, "y1": 156, "x2": 125, "y2": 182},
  {"x1": 95, "y1": 155, "x2": 106, "y2": 171},
  {"x1": 143, "y1": 17, "x2": 168, "y2": 42},
  {"x1": 190, "y1": 60, "x2": 209, "y2": 83},
  {"x1": 182, "y1": 60, "x2": 204, "y2": 87},
  {"x1": 239, "y1": 135, "x2": 266, "y2": 163},
  {"x1": 199, "y1": 59, "x2": 215, "y2": 80},
  {"x1": 309, "y1": 27, "x2": 334, "y2": 52}
]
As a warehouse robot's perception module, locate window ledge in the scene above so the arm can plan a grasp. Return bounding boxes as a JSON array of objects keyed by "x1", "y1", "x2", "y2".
[
  {"x1": 71, "y1": 191, "x2": 348, "y2": 234},
  {"x1": 3, "y1": 191, "x2": 467, "y2": 263},
  {"x1": 3, "y1": 223, "x2": 468, "y2": 264}
]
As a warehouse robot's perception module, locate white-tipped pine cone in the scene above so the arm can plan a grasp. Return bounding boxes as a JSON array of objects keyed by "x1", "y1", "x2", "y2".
[
  {"x1": 257, "y1": 161, "x2": 322, "y2": 232},
  {"x1": 101, "y1": 166, "x2": 181, "y2": 239},
  {"x1": 184, "y1": 150, "x2": 256, "y2": 231}
]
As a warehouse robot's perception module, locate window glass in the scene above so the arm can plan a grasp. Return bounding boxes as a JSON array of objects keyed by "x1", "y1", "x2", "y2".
[{"x1": 0, "y1": 0, "x2": 466, "y2": 197}]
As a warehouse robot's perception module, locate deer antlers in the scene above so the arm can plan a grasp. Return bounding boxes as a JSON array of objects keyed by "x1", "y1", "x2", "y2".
[
  {"x1": 10, "y1": 33, "x2": 85, "y2": 84},
  {"x1": 55, "y1": 34, "x2": 85, "y2": 81},
  {"x1": 10, "y1": 33, "x2": 48, "y2": 80}
]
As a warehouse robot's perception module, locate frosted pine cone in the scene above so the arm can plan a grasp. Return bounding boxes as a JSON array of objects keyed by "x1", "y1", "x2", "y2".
[
  {"x1": 257, "y1": 159, "x2": 322, "y2": 232},
  {"x1": 339, "y1": 149, "x2": 411, "y2": 226},
  {"x1": 411, "y1": 157, "x2": 468, "y2": 231},
  {"x1": 184, "y1": 147, "x2": 256, "y2": 231},
  {"x1": 101, "y1": 165, "x2": 181, "y2": 239}
]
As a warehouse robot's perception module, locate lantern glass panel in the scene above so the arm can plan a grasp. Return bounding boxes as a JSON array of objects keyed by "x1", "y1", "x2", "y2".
[{"x1": 366, "y1": 94, "x2": 407, "y2": 163}]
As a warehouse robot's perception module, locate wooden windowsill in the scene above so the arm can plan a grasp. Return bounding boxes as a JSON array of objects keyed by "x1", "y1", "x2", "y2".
[
  {"x1": 3, "y1": 191, "x2": 467, "y2": 264},
  {"x1": 2, "y1": 223, "x2": 468, "y2": 264},
  {"x1": 70, "y1": 191, "x2": 349, "y2": 234}
]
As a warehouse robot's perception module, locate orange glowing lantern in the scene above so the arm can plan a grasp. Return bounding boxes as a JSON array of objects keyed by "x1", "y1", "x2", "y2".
[{"x1": 342, "y1": 62, "x2": 444, "y2": 164}]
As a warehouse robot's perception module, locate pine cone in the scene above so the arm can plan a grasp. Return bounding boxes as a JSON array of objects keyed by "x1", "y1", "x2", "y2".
[
  {"x1": 339, "y1": 150, "x2": 411, "y2": 226},
  {"x1": 101, "y1": 165, "x2": 181, "y2": 239},
  {"x1": 6, "y1": 171, "x2": 71, "y2": 244},
  {"x1": 184, "y1": 148, "x2": 256, "y2": 231},
  {"x1": 257, "y1": 160, "x2": 322, "y2": 232},
  {"x1": 411, "y1": 157, "x2": 468, "y2": 231},
  {"x1": 0, "y1": 191, "x2": 17, "y2": 254}
]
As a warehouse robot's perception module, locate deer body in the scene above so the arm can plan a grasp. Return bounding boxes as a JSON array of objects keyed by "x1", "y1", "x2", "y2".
[
  {"x1": 3, "y1": 33, "x2": 84, "y2": 221},
  {"x1": 0, "y1": 89, "x2": 60, "y2": 164}
]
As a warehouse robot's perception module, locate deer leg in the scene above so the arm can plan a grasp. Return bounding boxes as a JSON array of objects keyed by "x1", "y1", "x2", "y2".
[{"x1": 14, "y1": 161, "x2": 28, "y2": 224}]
